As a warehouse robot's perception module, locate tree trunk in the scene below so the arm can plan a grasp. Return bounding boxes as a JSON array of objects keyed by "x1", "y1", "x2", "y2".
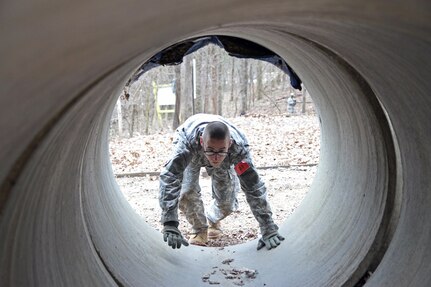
[
  {"x1": 129, "y1": 104, "x2": 137, "y2": 137},
  {"x1": 256, "y1": 61, "x2": 263, "y2": 101},
  {"x1": 180, "y1": 56, "x2": 193, "y2": 123},
  {"x1": 240, "y1": 60, "x2": 248, "y2": 115},
  {"x1": 173, "y1": 64, "x2": 181, "y2": 129},
  {"x1": 192, "y1": 58, "x2": 196, "y2": 115},
  {"x1": 145, "y1": 82, "x2": 151, "y2": 134},
  {"x1": 248, "y1": 63, "x2": 254, "y2": 108},
  {"x1": 230, "y1": 57, "x2": 235, "y2": 102},
  {"x1": 217, "y1": 62, "x2": 223, "y2": 116},
  {"x1": 209, "y1": 45, "x2": 219, "y2": 114},
  {"x1": 201, "y1": 49, "x2": 209, "y2": 113}
]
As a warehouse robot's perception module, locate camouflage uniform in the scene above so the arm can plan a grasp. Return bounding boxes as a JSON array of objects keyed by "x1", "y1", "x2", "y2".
[{"x1": 159, "y1": 114, "x2": 279, "y2": 236}]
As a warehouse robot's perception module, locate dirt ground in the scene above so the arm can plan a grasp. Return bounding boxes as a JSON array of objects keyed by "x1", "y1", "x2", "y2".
[{"x1": 111, "y1": 114, "x2": 320, "y2": 247}]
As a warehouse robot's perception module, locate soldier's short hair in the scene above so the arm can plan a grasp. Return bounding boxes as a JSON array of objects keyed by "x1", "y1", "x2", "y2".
[{"x1": 203, "y1": 121, "x2": 230, "y2": 140}]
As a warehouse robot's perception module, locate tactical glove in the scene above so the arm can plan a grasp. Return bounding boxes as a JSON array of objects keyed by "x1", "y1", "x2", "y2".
[
  {"x1": 257, "y1": 232, "x2": 285, "y2": 250},
  {"x1": 162, "y1": 225, "x2": 189, "y2": 249}
]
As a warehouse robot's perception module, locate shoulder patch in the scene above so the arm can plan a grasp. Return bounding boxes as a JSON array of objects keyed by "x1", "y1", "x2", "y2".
[{"x1": 234, "y1": 161, "x2": 250, "y2": 176}]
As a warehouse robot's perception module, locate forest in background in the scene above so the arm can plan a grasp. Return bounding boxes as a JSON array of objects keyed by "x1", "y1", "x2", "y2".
[
  {"x1": 109, "y1": 42, "x2": 320, "y2": 248},
  {"x1": 110, "y1": 43, "x2": 314, "y2": 138}
]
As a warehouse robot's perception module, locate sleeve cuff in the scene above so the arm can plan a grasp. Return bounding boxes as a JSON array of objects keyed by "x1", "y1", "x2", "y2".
[{"x1": 164, "y1": 221, "x2": 179, "y2": 228}]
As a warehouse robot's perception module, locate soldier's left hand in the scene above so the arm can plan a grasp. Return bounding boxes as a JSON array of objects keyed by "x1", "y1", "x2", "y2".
[{"x1": 257, "y1": 232, "x2": 285, "y2": 250}]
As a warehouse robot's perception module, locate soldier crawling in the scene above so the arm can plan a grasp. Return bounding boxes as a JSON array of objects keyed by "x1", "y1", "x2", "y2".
[{"x1": 159, "y1": 113, "x2": 284, "y2": 250}]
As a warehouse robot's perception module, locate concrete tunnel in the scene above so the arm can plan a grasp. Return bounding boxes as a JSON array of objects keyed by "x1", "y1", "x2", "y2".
[{"x1": 0, "y1": 1, "x2": 430, "y2": 286}]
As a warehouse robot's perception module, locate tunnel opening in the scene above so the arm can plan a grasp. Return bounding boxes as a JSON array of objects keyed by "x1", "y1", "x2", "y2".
[{"x1": 108, "y1": 36, "x2": 321, "y2": 248}]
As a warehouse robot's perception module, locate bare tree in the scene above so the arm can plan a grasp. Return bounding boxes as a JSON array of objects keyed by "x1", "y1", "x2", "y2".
[
  {"x1": 239, "y1": 59, "x2": 248, "y2": 115},
  {"x1": 256, "y1": 60, "x2": 263, "y2": 101},
  {"x1": 173, "y1": 64, "x2": 181, "y2": 129},
  {"x1": 248, "y1": 62, "x2": 254, "y2": 108},
  {"x1": 180, "y1": 56, "x2": 193, "y2": 122},
  {"x1": 144, "y1": 79, "x2": 153, "y2": 134},
  {"x1": 208, "y1": 45, "x2": 221, "y2": 114},
  {"x1": 230, "y1": 57, "x2": 235, "y2": 102},
  {"x1": 217, "y1": 57, "x2": 223, "y2": 116},
  {"x1": 202, "y1": 48, "x2": 210, "y2": 113},
  {"x1": 110, "y1": 42, "x2": 312, "y2": 138}
]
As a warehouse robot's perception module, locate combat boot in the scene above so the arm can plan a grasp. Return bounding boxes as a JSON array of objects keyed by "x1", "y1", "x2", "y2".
[
  {"x1": 208, "y1": 221, "x2": 222, "y2": 239},
  {"x1": 189, "y1": 230, "x2": 208, "y2": 246}
]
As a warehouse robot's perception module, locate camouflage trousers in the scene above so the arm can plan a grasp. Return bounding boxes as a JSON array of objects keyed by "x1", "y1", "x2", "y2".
[{"x1": 179, "y1": 164, "x2": 239, "y2": 233}]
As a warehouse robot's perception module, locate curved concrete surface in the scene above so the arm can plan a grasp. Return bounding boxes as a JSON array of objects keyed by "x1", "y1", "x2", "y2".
[{"x1": 0, "y1": 1, "x2": 430, "y2": 286}]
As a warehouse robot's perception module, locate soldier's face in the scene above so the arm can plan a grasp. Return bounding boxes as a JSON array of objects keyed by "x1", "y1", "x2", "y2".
[{"x1": 200, "y1": 136, "x2": 231, "y2": 168}]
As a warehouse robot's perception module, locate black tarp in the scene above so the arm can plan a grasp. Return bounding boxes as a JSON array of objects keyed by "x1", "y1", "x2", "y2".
[{"x1": 128, "y1": 35, "x2": 302, "y2": 90}]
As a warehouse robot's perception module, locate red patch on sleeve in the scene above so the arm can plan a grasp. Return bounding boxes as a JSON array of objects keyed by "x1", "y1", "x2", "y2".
[{"x1": 234, "y1": 161, "x2": 250, "y2": 175}]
